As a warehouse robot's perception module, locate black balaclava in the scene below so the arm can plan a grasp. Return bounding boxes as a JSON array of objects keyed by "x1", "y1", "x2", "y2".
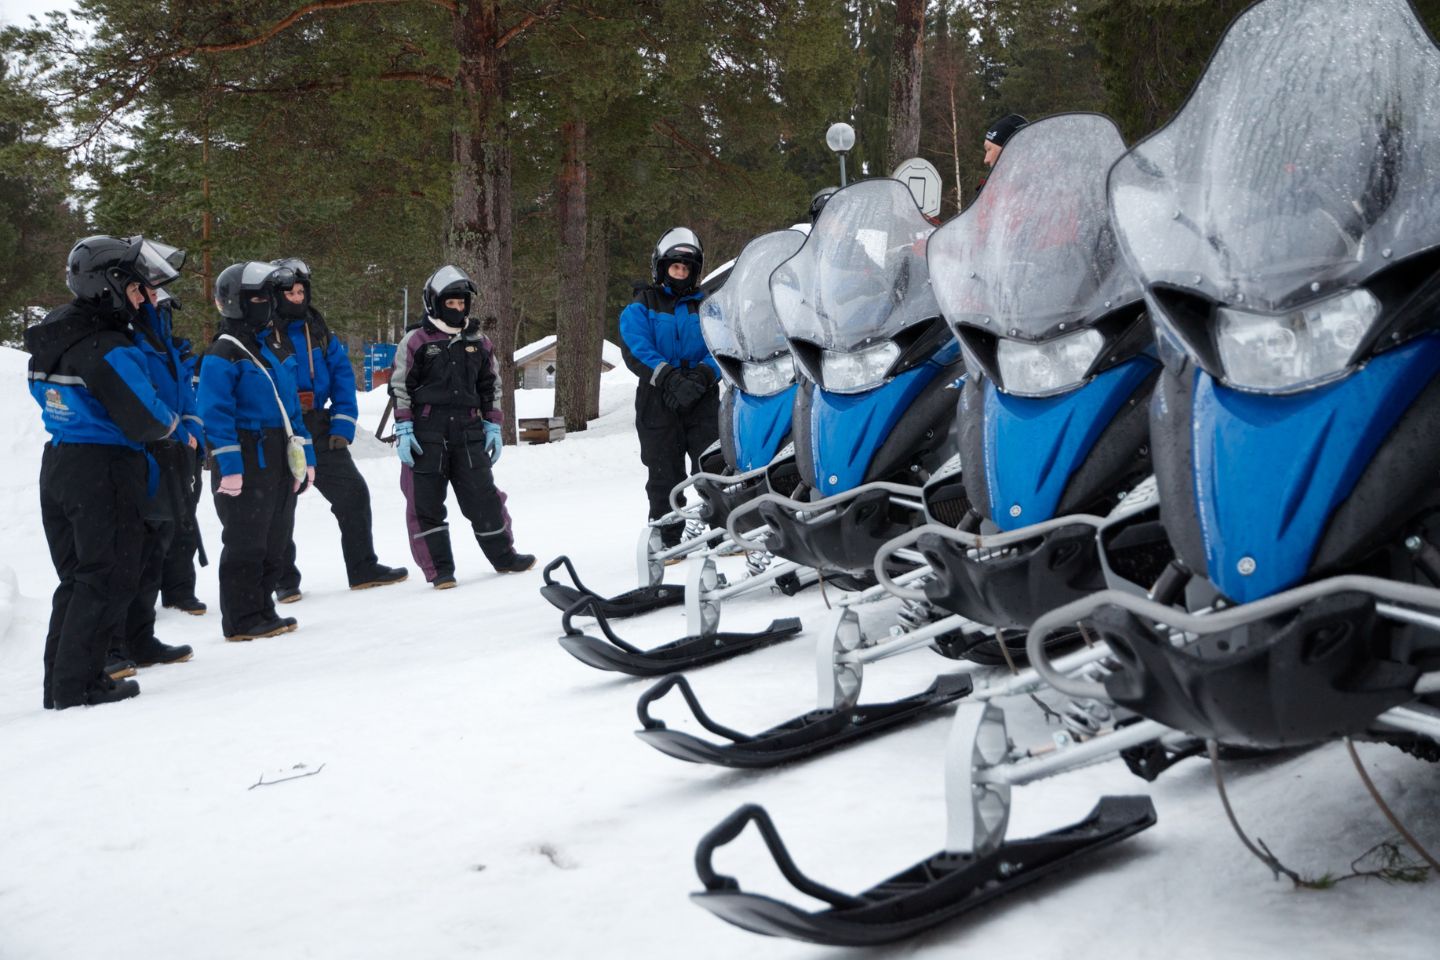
[
  {"x1": 663, "y1": 264, "x2": 697, "y2": 296},
  {"x1": 277, "y1": 294, "x2": 308, "y2": 320},
  {"x1": 438, "y1": 295, "x2": 470, "y2": 329},
  {"x1": 240, "y1": 293, "x2": 275, "y2": 333}
]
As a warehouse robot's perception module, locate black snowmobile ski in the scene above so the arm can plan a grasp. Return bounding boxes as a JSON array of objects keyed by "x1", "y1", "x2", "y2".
[
  {"x1": 690, "y1": 796, "x2": 1157, "y2": 946},
  {"x1": 634, "y1": 673, "x2": 973, "y2": 768},
  {"x1": 539, "y1": 555, "x2": 684, "y2": 619},
  {"x1": 556, "y1": 597, "x2": 803, "y2": 677}
]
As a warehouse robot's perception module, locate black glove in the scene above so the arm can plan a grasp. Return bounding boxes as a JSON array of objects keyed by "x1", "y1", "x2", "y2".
[
  {"x1": 328, "y1": 435, "x2": 349, "y2": 451},
  {"x1": 687, "y1": 364, "x2": 719, "y2": 392},
  {"x1": 663, "y1": 369, "x2": 706, "y2": 411}
]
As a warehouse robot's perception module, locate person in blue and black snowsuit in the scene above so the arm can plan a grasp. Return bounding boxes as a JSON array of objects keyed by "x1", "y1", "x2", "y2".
[
  {"x1": 270, "y1": 258, "x2": 406, "y2": 602},
  {"x1": 158, "y1": 292, "x2": 209, "y2": 616},
  {"x1": 197, "y1": 261, "x2": 317, "y2": 642},
  {"x1": 618, "y1": 227, "x2": 721, "y2": 547},
  {"x1": 25, "y1": 235, "x2": 182, "y2": 710},
  {"x1": 110, "y1": 244, "x2": 205, "y2": 672}
]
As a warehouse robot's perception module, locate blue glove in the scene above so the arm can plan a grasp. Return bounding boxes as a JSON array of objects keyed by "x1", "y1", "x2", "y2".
[
  {"x1": 394, "y1": 420, "x2": 422, "y2": 467},
  {"x1": 483, "y1": 421, "x2": 502, "y2": 464}
]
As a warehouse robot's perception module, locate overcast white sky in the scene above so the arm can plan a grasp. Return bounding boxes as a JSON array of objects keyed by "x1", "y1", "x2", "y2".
[{"x1": 1, "y1": 1, "x2": 73, "y2": 29}]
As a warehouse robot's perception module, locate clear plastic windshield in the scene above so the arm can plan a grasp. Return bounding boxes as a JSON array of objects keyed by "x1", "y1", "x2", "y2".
[
  {"x1": 929, "y1": 114, "x2": 1138, "y2": 340},
  {"x1": 769, "y1": 178, "x2": 939, "y2": 351},
  {"x1": 240, "y1": 261, "x2": 283, "y2": 287},
  {"x1": 1109, "y1": 0, "x2": 1440, "y2": 312},
  {"x1": 700, "y1": 230, "x2": 806, "y2": 361}
]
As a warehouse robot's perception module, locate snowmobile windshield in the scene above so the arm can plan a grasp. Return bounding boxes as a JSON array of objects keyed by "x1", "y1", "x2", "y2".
[
  {"x1": 930, "y1": 114, "x2": 1138, "y2": 340},
  {"x1": 701, "y1": 229, "x2": 806, "y2": 361},
  {"x1": 769, "y1": 178, "x2": 939, "y2": 352},
  {"x1": 1108, "y1": 0, "x2": 1440, "y2": 312}
]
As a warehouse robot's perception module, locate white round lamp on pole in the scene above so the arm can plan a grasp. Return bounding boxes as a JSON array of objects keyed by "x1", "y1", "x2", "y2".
[{"x1": 825, "y1": 122, "x2": 856, "y2": 187}]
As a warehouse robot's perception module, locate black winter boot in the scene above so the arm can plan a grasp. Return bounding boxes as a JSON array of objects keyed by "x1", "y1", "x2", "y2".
[
  {"x1": 131, "y1": 638, "x2": 194, "y2": 667},
  {"x1": 349, "y1": 564, "x2": 409, "y2": 590},
  {"x1": 54, "y1": 674, "x2": 141, "y2": 710}
]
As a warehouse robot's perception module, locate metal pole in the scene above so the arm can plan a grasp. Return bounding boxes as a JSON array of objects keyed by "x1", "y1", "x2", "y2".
[
  {"x1": 839, "y1": 154, "x2": 848, "y2": 187},
  {"x1": 401, "y1": 287, "x2": 409, "y2": 332}
]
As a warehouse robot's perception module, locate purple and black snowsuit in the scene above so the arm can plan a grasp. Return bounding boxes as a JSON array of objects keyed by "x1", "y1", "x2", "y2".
[{"x1": 390, "y1": 317, "x2": 514, "y2": 582}]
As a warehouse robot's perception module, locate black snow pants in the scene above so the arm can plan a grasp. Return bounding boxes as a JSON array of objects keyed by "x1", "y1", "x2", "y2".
[
  {"x1": 636, "y1": 382, "x2": 720, "y2": 520},
  {"x1": 278, "y1": 409, "x2": 378, "y2": 590},
  {"x1": 399, "y1": 408, "x2": 513, "y2": 583},
  {"x1": 118, "y1": 440, "x2": 193, "y2": 656},
  {"x1": 39, "y1": 443, "x2": 148, "y2": 707},
  {"x1": 160, "y1": 444, "x2": 205, "y2": 605},
  {"x1": 211, "y1": 428, "x2": 298, "y2": 637}
]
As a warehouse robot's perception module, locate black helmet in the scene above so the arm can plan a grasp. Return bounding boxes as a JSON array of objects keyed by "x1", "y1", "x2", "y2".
[
  {"x1": 651, "y1": 227, "x2": 704, "y2": 288},
  {"x1": 422, "y1": 264, "x2": 478, "y2": 317},
  {"x1": 66, "y1": 235, "x2": 181, "y2": 311},
  {"x1": 272, "y1": 257, "x2": 313, "y2": 317},
  {"x1": 214, "y1": 261, "x2": 296, "y2": 331},
  {"x1": 808, "y1": 187, "x2": 839, "y2": 224}
]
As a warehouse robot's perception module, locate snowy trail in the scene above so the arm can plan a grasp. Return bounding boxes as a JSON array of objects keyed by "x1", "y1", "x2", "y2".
[{"x1": 0, "y1": 349, "x2": 1436, "y2": 959}]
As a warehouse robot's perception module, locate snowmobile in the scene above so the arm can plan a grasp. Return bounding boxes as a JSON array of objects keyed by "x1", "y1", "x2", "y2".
[
  {"x1": 636, "y1": 116, "x2": 1166, "y2": 769},
  {"x1": 635, "y1": 178, "x2": 982, "y2": 762},
  {"x1": 688, "y1": 0, "x2": 1440, "y2": 944},
  {"x1": 550, "y1": 229, "x2": 821, "y2": 675}
]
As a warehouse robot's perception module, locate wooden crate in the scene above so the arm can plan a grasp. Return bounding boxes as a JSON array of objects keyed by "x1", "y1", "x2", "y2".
[{"x1": 518, "y1": 416, "x2": 566, "y2": 444}]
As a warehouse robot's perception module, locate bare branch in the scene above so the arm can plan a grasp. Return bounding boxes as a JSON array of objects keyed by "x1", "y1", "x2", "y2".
[
  {"x1": 249, "y1": 763, "x2": 327, "y2": 790},
  {"x1": 176, "y1": 0, "x2": 457, "y2": 57},
  {"x1": 496, "y1": 0, "x2": 566, "y2": 50}
]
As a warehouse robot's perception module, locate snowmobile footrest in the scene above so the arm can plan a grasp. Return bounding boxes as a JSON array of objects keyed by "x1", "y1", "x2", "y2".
[
  {"x1": 539, "y1": 555, "x2": 684, "y2": 619},
  {"x1": 690, "y1": 796, "x2": 1157, "y2": 946},
  {"x1": 556, "y1": 596, "x2": 802, "y2": 677},
  {"x1": 634, "y1": 673, "x2": 973, "y2": 768}
]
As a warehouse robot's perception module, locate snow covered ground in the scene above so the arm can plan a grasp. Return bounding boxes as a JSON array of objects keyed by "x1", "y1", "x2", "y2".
[{"x1": 0, "y1": 346, "x2": 1436, "y2": 959}]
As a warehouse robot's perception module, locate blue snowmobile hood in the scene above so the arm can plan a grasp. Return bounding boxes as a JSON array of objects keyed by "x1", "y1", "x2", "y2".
[
  {"x1": 810, "y1": 340, "x2": 961, "y2": 496},
  {"x1": 1192, "y1": 332, "x2": 1440, "y2": 603},
  {"x1": 985, "y1": 355, "x2": 1157, "y2": 532},
  {"x1": 731, "y1": 384, "x2": 797, "y2": 471}
]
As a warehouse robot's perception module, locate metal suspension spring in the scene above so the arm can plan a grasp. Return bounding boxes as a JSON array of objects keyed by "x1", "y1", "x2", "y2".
[
  {"x1": 895, "y1": 594, "x2": 939, "y2": 633},
  {"x1": 744, "y1": 548, "x2": 773, "y2": 578},
  {"x1": 683, "y1": 516, "x2": 705, "y2": 543}
]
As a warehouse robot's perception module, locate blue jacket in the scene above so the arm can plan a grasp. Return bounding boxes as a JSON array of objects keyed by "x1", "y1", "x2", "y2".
[
  {"x1": 25, "y1": 301, "x2": 178, "y2": 449},
  {"x1": 619, "y1": 284, "x2": 720, "y2": 384},
  {"x1": 280, "y1": 309, "x2": 360, "y2": 442},
  {"x1": 197, "y1": 325, "x2": 316, "y2": 477},
  {"x1": 132, "y1": 303, "x2": 204, "y2": 449}
]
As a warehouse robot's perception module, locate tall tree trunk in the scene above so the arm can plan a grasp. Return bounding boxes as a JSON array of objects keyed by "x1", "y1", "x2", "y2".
[
  {"x1": 583, "y1": 215, "x2": 609, "y2": 422},
  {"x1": 885, "y1": 0, "x2": 926, "y2": 171},
  {"x1": 451, "y1": 0, "x2": 519, "y2": 442},
  {"x1": 553, "y1": 117, "x2": 590, "y2": 432}
]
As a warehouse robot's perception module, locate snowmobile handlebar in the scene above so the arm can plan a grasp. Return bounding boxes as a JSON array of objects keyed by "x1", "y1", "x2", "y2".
[
  {"x1": 1025, "y1": 574, "x2": 1440, "y2": 702},
  {"x1": 693, "y1": 804, "x2": 866, "y2": 908}
]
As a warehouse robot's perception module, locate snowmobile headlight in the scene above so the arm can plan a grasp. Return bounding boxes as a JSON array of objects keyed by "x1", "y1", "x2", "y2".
[
  {"x1": 739, "y1": 353, "x2": 796, "y2": 397},
  {"x1": 820, "y1": 340, "x2": 901, "y2": 394},
  {"x1": 995, "y1": 328, "x2": 1104, "y2": 398},
  {"x1": 1215, "y1": 289, "x2": 1379, "y2": 394}
]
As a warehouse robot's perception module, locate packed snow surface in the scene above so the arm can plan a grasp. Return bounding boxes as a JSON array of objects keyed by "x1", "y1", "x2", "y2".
[{"x1": 0, "y1": 346, "x2": 1435, "y2": 958}]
